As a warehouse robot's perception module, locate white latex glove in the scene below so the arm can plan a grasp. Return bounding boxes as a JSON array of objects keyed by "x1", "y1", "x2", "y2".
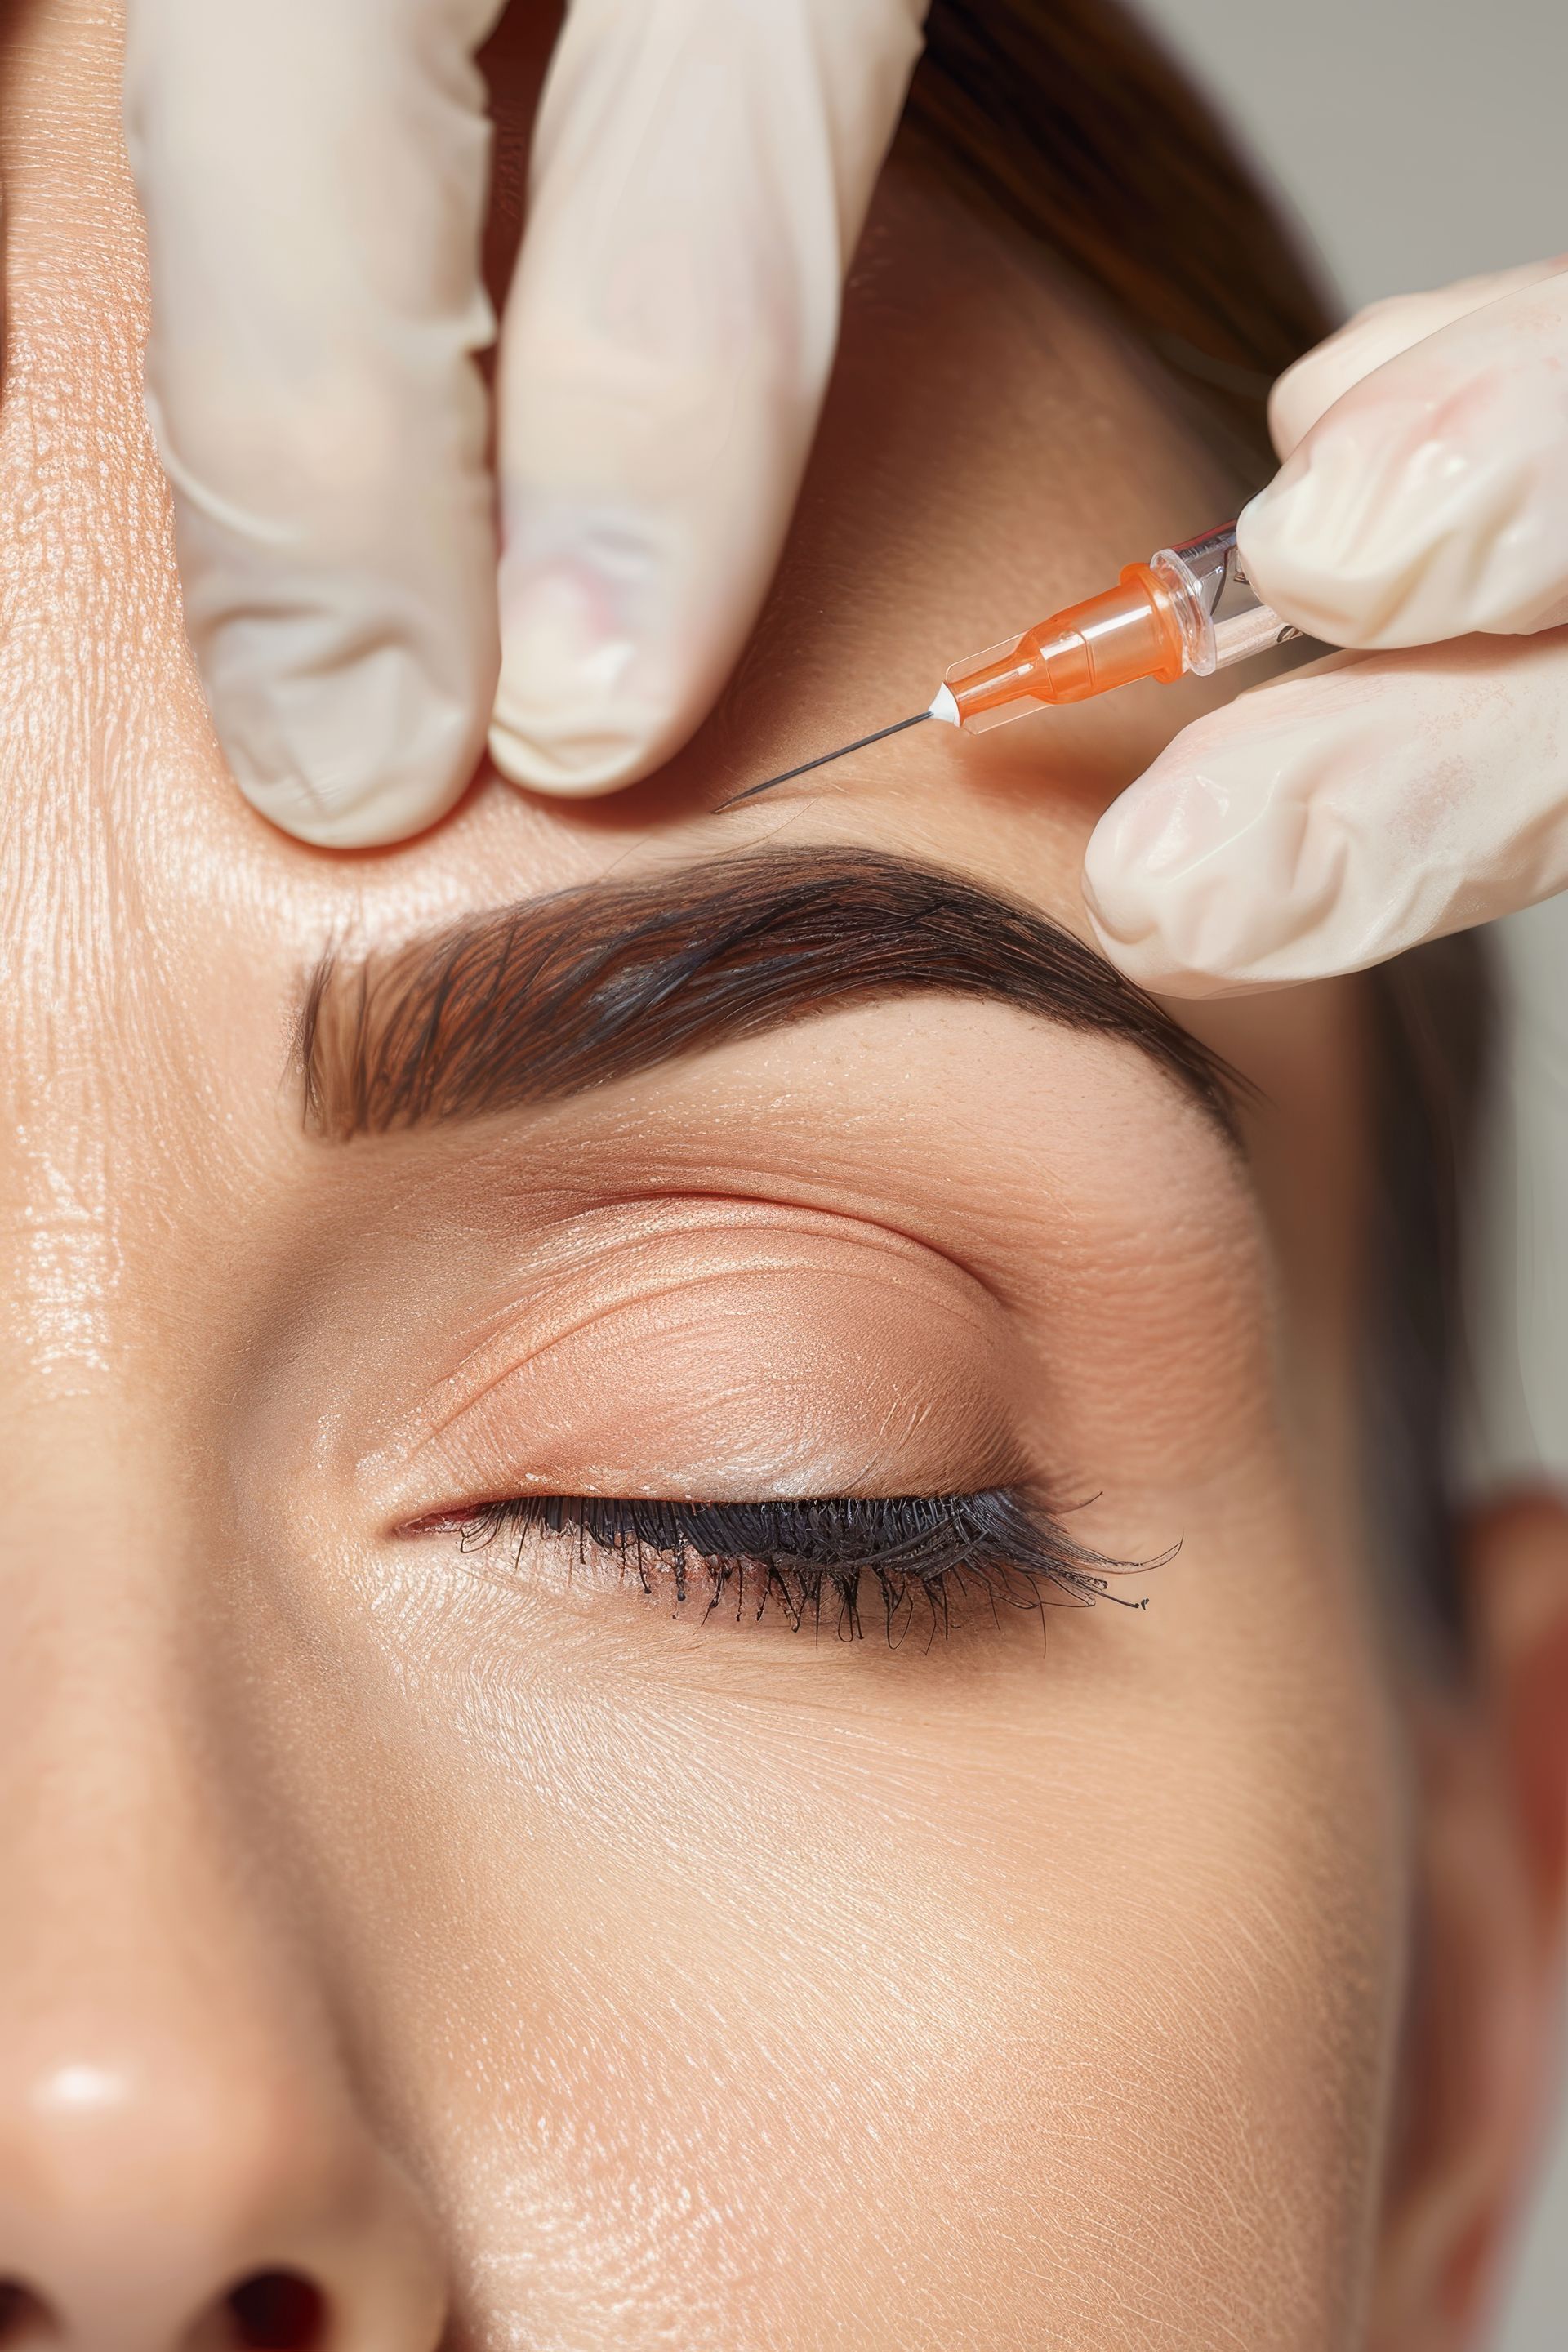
[
  {"x1": 122, "y1": 0, "x2": 926, "y2": 846},
  {"x1": 1083, "y1": 256, "x2": 1568, "y2": 996}
]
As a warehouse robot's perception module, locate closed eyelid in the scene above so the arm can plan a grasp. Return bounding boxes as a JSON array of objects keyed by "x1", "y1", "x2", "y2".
[
  {"x1": 358, "y1": 1198, "x2": 1031, "y2": 1522},
  {"x1": 426, "y1": 1486, "x2": 1164, "y2": 1650}
]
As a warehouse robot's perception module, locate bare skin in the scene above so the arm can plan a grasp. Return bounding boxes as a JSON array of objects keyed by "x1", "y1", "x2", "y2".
[{"x1": 0, "y1": 6, "x2": 1565, "y2": 2349}]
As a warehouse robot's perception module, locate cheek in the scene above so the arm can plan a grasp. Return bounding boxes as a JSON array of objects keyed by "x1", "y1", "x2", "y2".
[{"x1": 283, "y1": 1508, "x2": 1408, "y2": 2351}]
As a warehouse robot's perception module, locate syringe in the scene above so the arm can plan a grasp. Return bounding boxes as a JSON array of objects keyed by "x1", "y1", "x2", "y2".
[{"x1": 723, "y1": 519, "x2": 1300, "y2": 805}]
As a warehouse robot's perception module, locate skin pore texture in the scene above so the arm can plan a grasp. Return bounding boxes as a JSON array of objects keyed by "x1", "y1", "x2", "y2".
[{"x1": 2, "y1": 4, "x2": 1568, "y2": 2350}]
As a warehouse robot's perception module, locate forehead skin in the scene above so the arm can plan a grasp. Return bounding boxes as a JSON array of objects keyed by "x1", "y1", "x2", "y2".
[
  {"x1": 0, "y1": 1, "x2": 1361, "y2": 1450},
  {"x1": 0, "y1": 7, "x2": 1400, "y2": 2351}
]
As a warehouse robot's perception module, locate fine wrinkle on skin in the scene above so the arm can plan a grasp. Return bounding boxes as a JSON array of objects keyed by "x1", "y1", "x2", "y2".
[
  {"x1": 1, "y1": 1129, "x2": 121, "y2": 1389},
  {"x1": 0, "y1": 0, "x2": 243, "y2": 1386}
]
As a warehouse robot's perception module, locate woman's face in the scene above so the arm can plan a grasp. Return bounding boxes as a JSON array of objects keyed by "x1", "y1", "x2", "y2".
[{"x1": 3, "y1": 7, "x2": 1565, "y2": 2349}]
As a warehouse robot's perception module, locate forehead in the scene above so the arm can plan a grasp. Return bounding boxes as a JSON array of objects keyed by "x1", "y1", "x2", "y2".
[
  {"x1": 0, "y1": 87, "x2": 1239, "y2": 957},
  {"x1": 0, "y1": 33, "x2": 1271, "y2": 1376}
]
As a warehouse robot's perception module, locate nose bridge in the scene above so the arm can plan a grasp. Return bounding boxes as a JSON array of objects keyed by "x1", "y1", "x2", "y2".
[{"x1": 0, "y1": 1431, "x2": 448, "y2": 2350}]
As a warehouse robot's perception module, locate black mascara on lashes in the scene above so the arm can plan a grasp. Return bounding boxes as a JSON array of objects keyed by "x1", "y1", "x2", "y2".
[{"x1": 448, "y1": 1488, "x2": 1167, "y2": 1645}]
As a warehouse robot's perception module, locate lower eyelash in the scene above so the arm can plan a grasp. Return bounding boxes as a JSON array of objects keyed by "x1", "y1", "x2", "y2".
[{"x1": 453, "y1": 1489, "x2": 1163, "y2": 1645}]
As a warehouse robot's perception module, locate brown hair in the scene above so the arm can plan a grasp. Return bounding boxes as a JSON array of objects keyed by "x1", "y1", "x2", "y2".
[
  {"x1": 901, "y1": 0, "x2": 1488, "y2": 1649},
  {"x1": 906, "y1": 0, "x2": 1337, "y2": 480}
]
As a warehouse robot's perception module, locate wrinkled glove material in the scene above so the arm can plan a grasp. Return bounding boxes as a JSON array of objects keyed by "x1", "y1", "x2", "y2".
[{"x1": 124, "y1": 0, "x2": 926, "y2": 844}]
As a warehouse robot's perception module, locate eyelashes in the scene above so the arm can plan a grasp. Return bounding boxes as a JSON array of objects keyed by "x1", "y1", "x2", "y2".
[{"x1": 453, "y1": 1489, "x2": 1161, "y2": 1644}]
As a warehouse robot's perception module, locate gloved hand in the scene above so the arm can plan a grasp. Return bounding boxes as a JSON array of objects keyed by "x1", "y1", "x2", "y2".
[
  {"x1": 122, "y1": 0, "x2": 927, "y2": 846},
  {"x1": 1083, "y1": 256, "x2": 1568, "y2": 996}
]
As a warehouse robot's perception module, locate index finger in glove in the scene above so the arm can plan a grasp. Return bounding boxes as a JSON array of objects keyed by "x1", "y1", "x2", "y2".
[
  {"x1": 124, "y1": 0, "x2": 506, "y2": 846},
  {"x1": 1239, "y1": 256, "x2": 1568, "y2": 651},
  {"x1": 486, "y1": 0, "x2": 927, "y2": 796}
]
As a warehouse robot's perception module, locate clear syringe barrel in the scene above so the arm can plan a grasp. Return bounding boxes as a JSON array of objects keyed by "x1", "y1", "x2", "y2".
[{"x1": 941, "y1": 520, "x2": 1299, "y2": 732}]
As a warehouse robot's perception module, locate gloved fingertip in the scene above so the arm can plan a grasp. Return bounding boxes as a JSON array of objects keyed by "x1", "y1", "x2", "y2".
[
  {"x1": 234, "y1": 768, "x2": 462, "y2": 851},
  {"x1": 1080, "y1": 858, "x2": 1201, "y2": 1000},
  {"x1": 487, "y1": 510, "x2": 693, "y2": 798},
  {"x1": 1080, "y1": 890, "x2": 1237, "y2": 1003},
  {"x1": 216, "y1": 644, "x2": 488, "y2": 849},
  {"x1": 486, "y1": 713, "x2": 664, "y2": 799},
  {"x1": 1080, "y1": 767, "x2": 1279, "y2": 1001}
]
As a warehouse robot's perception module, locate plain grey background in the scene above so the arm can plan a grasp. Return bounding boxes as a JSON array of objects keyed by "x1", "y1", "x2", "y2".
[{"x1": 1125, "y1": 5, "x2": 1568, "y2": 2345}]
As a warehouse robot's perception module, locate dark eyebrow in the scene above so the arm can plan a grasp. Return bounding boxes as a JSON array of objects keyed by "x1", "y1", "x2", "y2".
[{"x1": 298, "y1": 848, "x2": 1241, "y2": 1143}]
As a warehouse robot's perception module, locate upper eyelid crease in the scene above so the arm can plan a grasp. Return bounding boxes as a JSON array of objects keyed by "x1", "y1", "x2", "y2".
[{"x1": 296, "y1": 848, "x2": 1245, "y2": 1145}]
